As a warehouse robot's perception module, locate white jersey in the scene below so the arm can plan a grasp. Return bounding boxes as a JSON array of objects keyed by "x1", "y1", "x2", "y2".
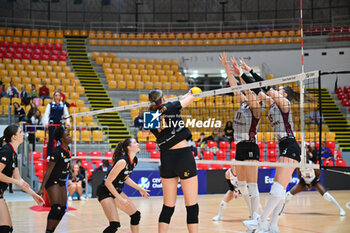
[
  {"x1": 228, "y1": 168, "x2": 238, "y2": 187},
  {"x1": 300, "y1": 165, "x2": 316, "y2": 184},
  {"x1": 268, "y1": 101, "x2": 295, "y2": 140},
  {"x1": 233, "y1": 102, "x2": 260, "y2": 143}
]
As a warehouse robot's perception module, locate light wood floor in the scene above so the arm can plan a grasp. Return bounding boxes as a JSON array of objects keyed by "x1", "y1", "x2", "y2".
[{"x1": 6, "y1": 191, "x2": 350, "y2": 233}]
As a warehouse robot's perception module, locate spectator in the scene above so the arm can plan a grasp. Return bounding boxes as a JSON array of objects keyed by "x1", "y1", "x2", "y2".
[
  {"x1": 13, "y1": 102, "x2": 27, "y2": 122},
  {"x1": 306, "y1": 144, "x2": 318, "y2": 164},
  {"x1": 6, "y1": 81, "x2": 19, "y2": 98},
  {"x1": 224, "y1": 121, "x2": 234, "y2": 141},
  {"x1": 321, "y1": 141, "x2": 334, "y2": 162},
  {"x1": 39, "y1": 81, "x2": 51, "y2": 100},
  {"x1": 27, "y1": 109, "x2": 43, "y2": 151},
  {"x1": 27, "y1": 102, "x2": 38, "y2": 120},
  {"x1": 57, "y1": 87, "x2": 70, "y2": 108},
  {"x1": 0, "y1": 84, "x2": 7, "y2": 97},
  {"x1": 134, "y1": 111, "x2": 144, "y2": 130},
  {"x1": 20, "y1": 86, "x2": 30, "y2": 105},
  {"x1": 197, "y1": 132, "x2": 206, "y2": 147},
  {"x1": 68, "y1": 164, "x2": 85, "y2": 200},
  {"x1": 76, "y1": 160, "x2": 86, "y2": 179},
  {"x1": 28, "y1": 84, "x2": 39, "y2": 100},
  {"x1": 42, "y1": 91, "x2": 70, "y2": 157},
  {"x1": 94, "y1": 160, "x2": 112, "y2": 172},
  {"x1": 215, "y1": 128, "x2": 229, "y2": 143}
]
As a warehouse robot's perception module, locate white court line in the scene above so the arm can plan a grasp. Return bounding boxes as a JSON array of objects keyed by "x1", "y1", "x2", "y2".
[{"x1": 346, "y1": 201, "x2": 350, "y2": 210}]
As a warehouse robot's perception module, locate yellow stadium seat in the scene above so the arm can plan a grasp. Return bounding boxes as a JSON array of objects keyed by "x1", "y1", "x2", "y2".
[
  {"x1": 136, "y1": 81, "x2": 144, "y2": 89},
  {"x1": 93, "y1": 130, "x2": 103, "y2": 142},
  {"x1": 81, "y1": 131, "x2": 91, "y2": 142},
  {"x1": 83, "y1": 115, "x2": 93, "y2": 123},
  {"x1": 145, "y1": 82, "x2": 153, "y2": 90},
  {"x1": 154, "y1": 82, "x2": 162, "y2": 89},
  {"x1": 118, "y1": 81, "x2": 126, "y2": 89},
  {"x1": 127, "y1": 81, "x2": 135, "y2": 89},
  {"x1": 108, "y1": 80, "x2": 117, "y2": 89}
]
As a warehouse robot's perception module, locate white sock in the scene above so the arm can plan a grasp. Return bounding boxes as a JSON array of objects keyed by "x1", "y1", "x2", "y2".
[
  {"x1": 238, "y1": 181, "x2": 252, "y2": 217},
  {"x1": 269, "y1": 196, "x2": 286, "y2": 228},
  {"x1": 247, "y1": 183, "x2": 260, "y2": 219},
  {"x1": 323, "y1": 192, "x2": 344, "y2": 212},
  {"x1": 260, "y1": 182, "x2": 285, "y2": 222},
  {"x1": 217, "y1": 200, "x2": 227, "y2": 217}
]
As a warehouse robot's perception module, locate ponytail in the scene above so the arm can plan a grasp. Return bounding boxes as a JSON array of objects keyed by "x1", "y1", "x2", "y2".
[
  {"x1": 112, "y1": 137, "x2": 134, "y2": 163},
  {"x1": 148, "y1": 89, "x2": 163, "y2": 111},
  {"x1": 283, "y1": 86, "x2": 316, "y2": 103},
  {"x1": 2, "y1": 124, "x2": 20, "y2": 144},
  {"x1": 0, "y1": 136, "x2": 5, "y2": 148}
]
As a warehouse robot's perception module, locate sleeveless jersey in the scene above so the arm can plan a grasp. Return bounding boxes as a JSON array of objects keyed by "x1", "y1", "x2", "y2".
[
  {"x1": 228, "y1": 168, "x2": 238, "y2": 187},
  {"x1": 103, "y1": 154, "x2": 138, "y2": 192},
  {"x1": 268, "y1": 101, "x2": 295, "y2": 140},
  {"x1": 233, "y1": 102, "x2": 259, "y2": 143},
  {"x1": 300, "y1": 166, "x2": 316, "y2": 184},
  {"x1": 48, "y1": 145, "x2": 71, "y2": 183}
]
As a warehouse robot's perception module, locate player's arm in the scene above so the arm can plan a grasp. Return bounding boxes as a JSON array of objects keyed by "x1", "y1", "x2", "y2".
[
  {"x1": 0, "y1": 163, "x2": 17, "y2": 185},
  {"x1": 180, "y1": 91, "x2": 195, "y2": 108},
  {"x1": 240, "y1": 77, "x2": 261, "y2": 119},
  {"x1": 314, "y1": 169, "x2": 321, "y2": 178},
  {"x1": 125, "y1": 177, "x2": 150, "y2": 198},
  {"x1": 105, "y1": 159, "x2": 127, "y2": 201},
  {"x1": 266, "y1": 88, "x2": 290, "y2": 113},
  {"x1": 296, "y1": 168, "x2": 302, "y2": 179}
]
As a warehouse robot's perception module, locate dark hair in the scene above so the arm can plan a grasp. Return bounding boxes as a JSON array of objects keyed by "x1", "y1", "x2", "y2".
[
  {"x1": 148, "y1": 89, "x2": 163, "y2": 111},
  {"x1": 1, "y1": 124, "x2": 20, "y2": 145},
  {"x1": 53, "y1": 126, "x2": 65, "y2": 142},
  {"x1": 283, "y1": 86, "x2": 315, "y2": 103},
  {"x1": 225, "y1": 121, "x2": 233, "y2": 129},
  {"x1": 13, "y1": 102, "x2": 20, "y2": 108},
  {"x1": 112, "y1": 137, "x2": 135, "y2": 163}
]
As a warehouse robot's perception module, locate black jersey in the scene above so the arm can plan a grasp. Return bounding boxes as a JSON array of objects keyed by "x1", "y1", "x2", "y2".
[
  {"x1": 48, "y1": 145, "x2": 71, "y2": 183},
  {"x1": 103, "y1": 154, "x2": 138, "y2": 192},
  {"x1": 150, "y1": 101, "x2": 192, "y2": 150},
  {"x1": 0, "y1": 144, "x2": 18, "y2": 191}
]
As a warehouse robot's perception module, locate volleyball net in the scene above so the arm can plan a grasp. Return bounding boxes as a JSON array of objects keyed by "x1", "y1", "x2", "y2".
[{"x1": 70, "y1": 70, "x2": 321, "y2": 169}]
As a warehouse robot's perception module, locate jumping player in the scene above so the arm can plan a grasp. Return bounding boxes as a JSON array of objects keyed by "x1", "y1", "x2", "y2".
[
  {"x1": 220, "y1": 53, "x2": 262, "y2": 220},
  {"x1": 38, "y1": 126, "x2": 72, "y2": 233},
  {"x1": 146, "y1": 88, "x2": 198, "y2": 233},
  {"x1": 96, "y1": 137, "x2": 150, "y2": 233},
  {"x1": 241, "y1": 58, "x2": 305, "y2": 232},
  {"x1": 286, "y1": 159, "x2": 346, "y2": 216},
  {"x1": 0, "y1": 125, "x2": 44, "y2": 233}
]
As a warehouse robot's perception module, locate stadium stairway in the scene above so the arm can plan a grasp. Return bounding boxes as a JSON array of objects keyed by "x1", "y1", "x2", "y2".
[
  {"x1": 308, "y1": 88, "x2": 350, "y2": 151},
  {"x1": 65, "y1": 36, "x2": 131, "y2": 148}
]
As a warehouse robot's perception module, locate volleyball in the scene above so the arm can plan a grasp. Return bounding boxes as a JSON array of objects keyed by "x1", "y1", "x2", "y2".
[{"x1": 190, "y1": 87, "x2": 202, "y2": 102}]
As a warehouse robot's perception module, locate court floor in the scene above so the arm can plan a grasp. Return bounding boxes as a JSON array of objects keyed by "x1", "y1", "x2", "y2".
[{"x1": 6, "y1": 190, "x2": 350, "y2": 233}]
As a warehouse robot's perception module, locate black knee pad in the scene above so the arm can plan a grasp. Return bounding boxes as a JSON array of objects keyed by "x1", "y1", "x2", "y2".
[
  {"x1": 186, "y1": 204, "x2": 199, "y2": 224},
  {"x1": 103, "y1": 221, "x2": 120, "y2": 233},
  {"x1": 0, "y1": 226, "x2": 12, "y2": 233},
  {"x1": 158, "y1": 205, "x2": 175, "y2": 224},
  {"x1": 130, "y1": 211, "x2": 141, "y2": 225},
  {"x1": 48, "y1": 204, "x2": 65, "y2": 220}
]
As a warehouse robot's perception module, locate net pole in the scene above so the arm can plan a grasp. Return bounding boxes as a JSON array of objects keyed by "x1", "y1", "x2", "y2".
[
  {"x1": 300, "y1": 0, "x2": 305, "y2": 73},
  {"x1": 318, "y1": 71, "x2": 323, "y2": 166},
  {"x1": 73, "y1": 114, "x2": 77, "y2": 156},
  {"x1": 300, "y1": 75, "x2": 306, "y2": 165}
]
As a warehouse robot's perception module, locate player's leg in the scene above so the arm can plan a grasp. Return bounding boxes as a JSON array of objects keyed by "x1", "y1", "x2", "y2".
[
  {"x1": 46, "y1": 185, "x2": 67, "y2": 233},
  {"x1": 159, "y1": 177, "x2": 178, "y2": 233},
  {"x1": 314, "y1": 182, "x2": 346, "y2": 216},
  {"x1": 0, "y1": 199, "x2": 13, "y2": 233},
  {"x1": 181, "y1": 175, "x2": 199, "y2": 233},
  {"x1": 115, "y1": 192, "x2": 141, "y2": 233},
  {"x1": 100, "y1": 197, "x2": 121, "y2": 233}
]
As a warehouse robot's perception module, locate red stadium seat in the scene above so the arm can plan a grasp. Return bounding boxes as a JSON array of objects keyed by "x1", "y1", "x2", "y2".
[
  {"x1": 267, "y1": 141, "x2": 277, "y2": 150},
  {"x1": 150, "y1": 151, "x2": 160, "y2": 160},
  {"x1": 207, "y1": 140, "x2": 217, "y2": 148},
  {"x1": 82, "y1": 161, "x2": 93, "y2": 170},
  {"x1": 7, "y1": 47, "x2": 15, "y2": 53},
  {"x1": 54, "y1": 43, "x2": 62, "y2": 51},
  {"x1": 326, "y1": 141, "x2": 335, "y2": 154},
  {"x1": 323, "y1": 160, "x2": 334, "y2": 167},
  {"x1": 0, "y1": 47, "x2": 5, "y2": 53},
  {"x1": 41, "y1": 54, "x2": 49, "y2": 60},
  {"x1": 16, "y1": 48, "x2": 23, "y2": 54},
  {"x1": 334, "y1": 150, "x2": 342, "y2": 159},
  {"x1": 33, "y1": 49, "x2": 41, "y2": 55},
  {"x1": 229, "y1": 150, "x2": 236, "y2": 160},
  {"x1": 14, "y1": 53, "x2": 22, "y2": 59},
  {"x1": 197, "y1": 163, "x2": 209, "y2": 170},
  {"x1": 336, "y1": 159, "x2": 346, "y2": 167},
  {"x1": 20, "y1": 42, "x2": 28, "y2": 49},
  {"x1": 216, "y1": 150, "x2": 226, "y2": 160},
  {"x1": 4, "y1": 53, "x2": 12, "y2": 59},
  {"x1": 257, "y1": 141, "x2": 265, "y2": 155},
  {"x1": 267, "y1": 149, "x2": 278, "y2": 161},
  {"x1": 219, "y1": 141, "x2": 229, "y2": 152},
  {"x1": 60, "y1": 50, "x2": 67, "y2": 56},
  {"x1": 37, "y1": 42, "x2": 45, "y2": 50},
  {"x1": 51, "y1": 50, "x2": 59, "y2": 56},
  {"x1": 90, "y1": 151, "x2": 102, "y2": 164},
  {"x1": 30, "y1": 151, "x2": 42, "y2": 163},
  {"x1": 223, "y1": 164, "x2": 231, "y2": 170},
  {"x1": 23, "y1": 53, "x2": 31, "y2": 60},
  {"x1": 0, "y1": 53, "x2": 3, "y2": 59},
  {"x1": 210, "y1": 164, "x2": 222, "y2": 170},
  {"x1": 35, "y1": 162, "x2": 43, "y2": 176},
  {"x1": 42, "y1": 49, "x2": 50, "y2": 55},
  {"x1": 58, "y1": 55, "x2": 67, "y2": 61},
  {"x1": 203, "y1": 151, "x2": 214, "y2": 160},
  {"x1": 335, "y1": 87, "x2": 343, "y2": 94},
  {"x1": 146, "y1": 141, "x2": 156, "y2": 152},
  {"x1": 50, "y1": 54, "x2": 58, "y2": 61},
  {"x1": 3, "y1": 41, "x2": 10, "y2": 48},
  {"x1": 231, "y1": 141, "x2": 236, "y2": 151},
  {"x1": 76, "y1": 151, "x2": 87, "y2": 162},
  {"x1": 46, "y1": 43, "x2": 54, "y2": 50}
]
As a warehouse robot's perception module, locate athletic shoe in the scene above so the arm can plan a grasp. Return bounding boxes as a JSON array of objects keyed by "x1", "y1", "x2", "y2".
[
  {"x1": 80, "y1": 196, "x2": 86, "y2": 200},
  {"x1": 261, "y1": 225, "x2": 280, "y2": 233},
  {"x1": 212, "y1": 215, "x2": 222, "y2": 221},
  {"x1": 340, "y1": 209, "x2": 346, "y2": 216},
  {"x1": 243, "y1": 216, "x2": 266, "y2": 232},
  {"x1": 68, "y1": 196, "x2": 72, "y2": 201}
]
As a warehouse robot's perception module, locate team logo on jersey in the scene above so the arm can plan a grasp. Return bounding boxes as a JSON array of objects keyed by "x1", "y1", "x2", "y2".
[
  {"x1": 144, "y1": 111, "x2": 161, "y2": 129},
  {"x1": 184, "y1": 170, "x2": 190, "y2": 177},
  {"x1": 137, "y1": 177, "x2": 150, "y2": 189}
]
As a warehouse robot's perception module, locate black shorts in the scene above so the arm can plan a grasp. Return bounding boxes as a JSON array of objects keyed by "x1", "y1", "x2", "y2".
[
  {"x1": 235, "y1": 141, "x2": 260, "y2": 161},
  {"x1": 299, "y1": 177, "x2": 320, "y2": 187},
  {"x1": 278, "y1": 137, "x2": 301, "y2": 162},
  {"x1": 45, "y1": 178, "x2": 66, "y2": 190},
  {"x1": 160, "y1": 147, "x2": 197, "y2": 179},
  {"x1": 96, "y1": 184, "x2": 122, "y2": 202},
  {"x1": 226, "y1": 179, "x2": 235, "y2": 191}
]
